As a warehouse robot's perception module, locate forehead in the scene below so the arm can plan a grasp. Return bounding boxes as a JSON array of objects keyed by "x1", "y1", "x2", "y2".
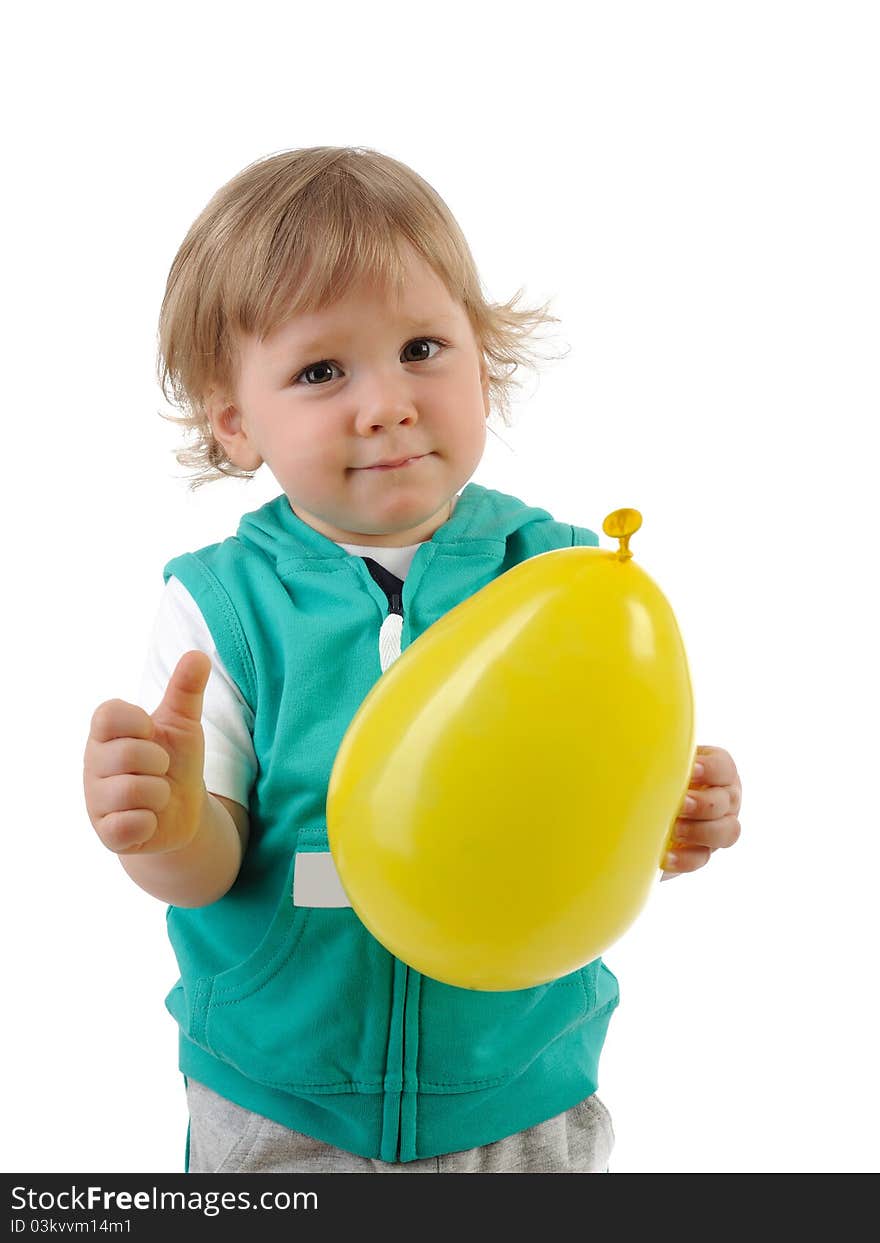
[{"x1": 255, "y1": 251, "x2": 466, "y2": 361}]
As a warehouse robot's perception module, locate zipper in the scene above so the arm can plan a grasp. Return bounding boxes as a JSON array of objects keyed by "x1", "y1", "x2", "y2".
[
  {"x1": 360, "y1": 556, "x2": 410, "y2": 1158},
  {"x1": 396, "y1": 962, "x2": 410, "y2": 1161}
]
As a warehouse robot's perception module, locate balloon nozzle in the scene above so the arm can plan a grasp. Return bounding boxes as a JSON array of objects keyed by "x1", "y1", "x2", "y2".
[{"x1": 602, "y1": 508, "x2": 643, "y2": 561}]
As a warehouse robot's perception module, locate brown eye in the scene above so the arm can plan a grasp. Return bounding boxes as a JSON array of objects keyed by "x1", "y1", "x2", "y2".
[
  {"x1": 295, "y1": 360, "x2": 340, "y2": 386},
  {"x1": 402, "y1": 338, "x2": 443, "y2": 363}
]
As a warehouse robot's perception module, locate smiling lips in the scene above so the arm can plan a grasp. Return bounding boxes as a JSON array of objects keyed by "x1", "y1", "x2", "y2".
[{"x1": 360, "y1": 454, "x2": 428, "y2": 471}]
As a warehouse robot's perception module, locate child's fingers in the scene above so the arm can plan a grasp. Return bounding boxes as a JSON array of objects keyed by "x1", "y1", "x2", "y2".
[
  {"x1": 89, "y1": 699, "x2": 155, "y2": 745},
  {"x1": 90, "y1": 773, "x2": 172, "y2": 821},
  {"x1": 661, "y1": 844, "x2": 712, "y2": 875},
  {"x1": 673, "y1": 813, "x2": 741, "y2": 852},
  {"x1": 153, "y1": 651, "x2": 212, "y2": 727},
  {"x1": 86, "y1": 737, "x2": 170, "y2": 780},
  {"x1": 680, "y1": 785, "x2": 733, "y2": 819},
  {"x1": 97, "y1": 808, "x2": 159, "y2": 853},
  {"x1": 692, "y1": 746, "x2": 743, "y2": 810}
]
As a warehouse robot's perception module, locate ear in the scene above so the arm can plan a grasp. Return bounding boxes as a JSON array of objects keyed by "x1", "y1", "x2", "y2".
[{"x1": 205, "y1": 390, "x2": 263, "y2": 471}]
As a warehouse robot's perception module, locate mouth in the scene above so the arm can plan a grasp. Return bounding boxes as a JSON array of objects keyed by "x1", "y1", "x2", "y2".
[{"x1": 358, "y1": 454, "x2": 429, "y2": 471}]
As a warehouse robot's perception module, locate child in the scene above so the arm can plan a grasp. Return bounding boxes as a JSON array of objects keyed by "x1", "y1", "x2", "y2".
[{"x1": 83, "y1": 146, "x2": 742, "y2": 1174}]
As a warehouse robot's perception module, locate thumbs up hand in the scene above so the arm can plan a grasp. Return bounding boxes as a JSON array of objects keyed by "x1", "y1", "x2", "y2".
[{"x1": 84, "y1": 651, "x2": 213, "y2": 855}]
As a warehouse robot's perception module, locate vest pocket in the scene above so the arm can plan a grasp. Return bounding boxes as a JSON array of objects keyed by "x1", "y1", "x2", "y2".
[
  {"x1": 415, "y1": 961, "x2": 604, "y2": 1091},
  {"x1": 189, "y1": 832, "x2": 394, "y2": 1092}
]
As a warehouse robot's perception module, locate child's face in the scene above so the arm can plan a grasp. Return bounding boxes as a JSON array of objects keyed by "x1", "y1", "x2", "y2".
[{"x1": 209, "y1": 245, "x2": 490, "y2": 546}]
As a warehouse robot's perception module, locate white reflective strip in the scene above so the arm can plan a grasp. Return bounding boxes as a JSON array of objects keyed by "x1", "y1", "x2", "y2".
[
  {"x1": 379, "y1": 612, "x2": 403, "y2": 672},
  {"x1": 292, "y1": 852, "x2": 352, "y2": 908}
]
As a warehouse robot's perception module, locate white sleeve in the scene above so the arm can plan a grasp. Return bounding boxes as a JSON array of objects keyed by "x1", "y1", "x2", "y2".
[{"x1": 138, "y1": 575, "x2": 257, "y2": 809}]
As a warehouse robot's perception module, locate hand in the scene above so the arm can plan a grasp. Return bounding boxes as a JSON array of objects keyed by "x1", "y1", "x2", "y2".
[
  {"x1": 661, "y1": 745, "x2": 742, "y2": 879},
  {"x1": 83, "y1": 651, "x2": 212, "y2": 855}
]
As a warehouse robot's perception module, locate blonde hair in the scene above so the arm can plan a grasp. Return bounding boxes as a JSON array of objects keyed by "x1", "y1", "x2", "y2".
[{"x1": 157, "y1": 145, "x2": 568, "y2": 486}]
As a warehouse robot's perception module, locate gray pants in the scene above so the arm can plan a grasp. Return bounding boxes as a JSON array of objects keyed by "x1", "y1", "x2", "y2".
[{"x1": 185, "y1": 1077, "x2": 614, "y2": 1173}]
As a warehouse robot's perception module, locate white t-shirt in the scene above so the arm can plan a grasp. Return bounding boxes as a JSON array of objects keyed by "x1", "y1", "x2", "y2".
[{"x1": 138, "y1": 536, "x2": 427, "y2": 810}]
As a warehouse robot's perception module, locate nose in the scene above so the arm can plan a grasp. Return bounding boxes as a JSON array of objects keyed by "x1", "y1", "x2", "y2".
[{"x1": 352, "y1": 373, "x2": 419, "y2": 436}]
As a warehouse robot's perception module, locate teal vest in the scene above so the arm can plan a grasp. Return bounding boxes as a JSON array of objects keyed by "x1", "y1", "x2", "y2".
[{"x1": 163, "y1": 483, "x2": 619, "y2": 1161}]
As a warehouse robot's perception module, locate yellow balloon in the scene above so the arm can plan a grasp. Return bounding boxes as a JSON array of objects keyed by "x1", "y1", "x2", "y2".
[{"x1": 327, "y1": 510, "x2": 695, "y2": 991}]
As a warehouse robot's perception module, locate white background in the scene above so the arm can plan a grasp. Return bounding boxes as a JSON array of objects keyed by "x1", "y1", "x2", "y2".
[{"x1": 2, "y1": 0, "x2": 877, "y2": 1175}]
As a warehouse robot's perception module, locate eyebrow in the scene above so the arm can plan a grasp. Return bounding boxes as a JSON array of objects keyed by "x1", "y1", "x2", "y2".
[{"x1": 401, "y1": 316, "x2": 455, "y2": 331}]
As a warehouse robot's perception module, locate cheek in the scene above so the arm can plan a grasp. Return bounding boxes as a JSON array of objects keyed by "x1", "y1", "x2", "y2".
[
  {"x1": 274, "y1": 418, "x2": 336, "y2": 469},
  {"x1": 462, "y1": 408, "x2": 488, "y2": 460}
]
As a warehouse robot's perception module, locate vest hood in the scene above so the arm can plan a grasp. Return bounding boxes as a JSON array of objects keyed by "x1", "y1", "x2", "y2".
[{"x1": 235, "y1": 483, "x2": 559, "y2": 570}]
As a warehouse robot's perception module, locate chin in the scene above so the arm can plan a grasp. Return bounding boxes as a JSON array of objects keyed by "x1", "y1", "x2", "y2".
[{"x1": 359, "y1": 497, "x2": 444, "y2": 540}]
